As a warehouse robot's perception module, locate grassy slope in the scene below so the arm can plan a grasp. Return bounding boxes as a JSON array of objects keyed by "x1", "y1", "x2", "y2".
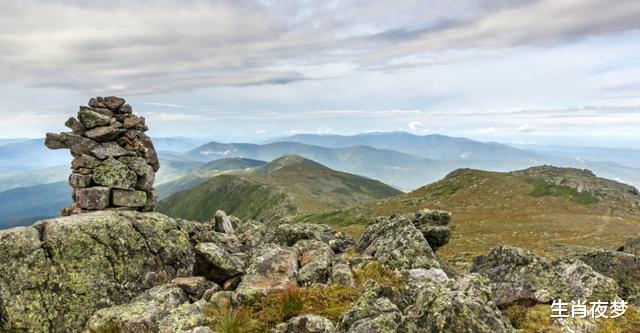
[
  {"x1": 296, "y1": 168, "x2": 640, "y2": 269},
  {"x1": 158, "y1": 156, "x2": 402, "y2": 222}
]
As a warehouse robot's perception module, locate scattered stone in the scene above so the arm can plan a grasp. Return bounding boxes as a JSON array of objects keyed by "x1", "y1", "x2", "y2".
[
  {"x1": 171, "y1": 276, "x2": 218, "y2": 301},
  {"x1": 75, "y1": 186, "x2": 110, "y2": 210},
  {"x1": 112, "y1": 189, "x2": 148, "y2": 207}
]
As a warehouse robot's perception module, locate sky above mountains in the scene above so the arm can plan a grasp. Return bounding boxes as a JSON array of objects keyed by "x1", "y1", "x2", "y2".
[{"x1": 1, "y1": 0, "x2": 639, "y2": 147}]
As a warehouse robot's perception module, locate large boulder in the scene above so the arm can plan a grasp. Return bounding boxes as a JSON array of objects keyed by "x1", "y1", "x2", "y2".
[
  {"x1": 193, "y1": 242, "x2": 246, "y2": 284},
  {"x1": 337, "y1": 281, "x2": 409, "y2": 333},
  {"x1": 295, "y1": 239, "x2": 334, "y2": 286},
  {"x1": 471, "y1": 246, "x2": 618, "y2": 307},
  {"x1": 357, "y1": 215, "x2": 440, "y2": 270},
  {"x1": 404, "y1": 274, "x2": 514, "y2": 333},
  {"x1": 0, "y1": 211, "x2": 195, "y2": 332}
]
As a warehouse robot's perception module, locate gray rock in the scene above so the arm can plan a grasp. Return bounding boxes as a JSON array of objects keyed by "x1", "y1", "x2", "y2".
[
  {"x1": 64, "y1": 117, "x2": 86, "y2": 134},
  {"x1": 404, "y1": 268, "x2": 448, "y2": 291},
  {"x1": 78, "y1": 110, "x2": 111, "y2": 129},
  {"x1": 214, "y1": 210, "x2": 235, "y2": 234},
  {"x1": 119, "y1": 156, "x2": 150, "y2": 176},
  {"x1": 358, "y1": 215, "x2": 440, "y2": 270},
  {"x1": 171, "y1": 276, "x2": 218, "y2": 301},
  {"x1": 103, "y1": 96, "x2": 126, "y2": 111},
  {"x1": 578, "y1": 250, "x2": 640, "y2": 305},
  {"x1": 236, "y1": 244, "x2": 299, "y2": 302},
  {"x1": 80, "y1": 105, "x2": 115, "y2": 118},
  {"x1": 295, "y1": 239, "x2": 333, "y2": 286},
  {"x1": 84, "y1": 124, "x2": 126, "y2": 142},
  {"x1": 194, "y1": 242, "x2": 245, "y2": 284},
  {"x1": 119, "y1": 104, "x2": 133, "y2": 114},
  {"x1": 329, "y1": 263, "x2": 356, "y2": 287},
  {"x1": 75, "y1": 186, "x2": 110, "y2": 209},
  {"x1": 136, "y1": 166, "x2": 156, "y2": 191},
  {"x1": 471, "y1": 246, "x2": 619, "y2": 307},
  {"x1": 269, "y1": 223, "x2": 355, "y2": 253},
  {"x1": 404, "y1": 274, "x2": 514, "y2": 333},
  {"x1": 62, "y1": 133, "x2": 99, "y2": 156},
  {"x1": 235, "y1": 219, "x2": 266, "y2": 250},
  {"x1": 92, "y1": 157, "x2": 137, "y2": 190},
  {"x1": 273, "y1": 314, "x2": 336, "y2": 333},
  {"x1": 0, "y1": 211, "x2": 195, "y2": 332},
  {"x1": 69, "y1": 173, "x2": 93, "y2": 188},
  {"x1": 85, "y1": 284, "x2": 188, "y2": 332},
  {"x1": 411, "y1": 209, "x2": 452, "y2": 251},
  {"x1": 44, "y1": 132, "x2": 67, "y2": 149},
  {"x1": 90, "y1": 142, "x2": 135, "y2": 160},
  {"x1": 112, "y1": 189, "x2": 147, "y2": 207},
  {"x1": 338, "y1": 281, "x2": 409, "y2": 333},
  {"x1": 72, "y1": 154, "x2": 100, "y2": 169},
  {"x1": 124, "y1": 115, "x2": 148, "y2": 130}
]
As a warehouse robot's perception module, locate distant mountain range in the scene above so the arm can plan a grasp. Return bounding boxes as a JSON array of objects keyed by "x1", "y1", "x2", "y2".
[
  {"x1": 0, "y1": 181, "x2": 71, "y2": 229},
  {"x1": 157, "y1": 156, "x2": 402, "y2": 222}
]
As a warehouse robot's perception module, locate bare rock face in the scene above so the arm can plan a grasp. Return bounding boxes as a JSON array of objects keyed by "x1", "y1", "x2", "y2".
[{"x1": 45, "y1": 96, "x2": 159, "y2": 214}]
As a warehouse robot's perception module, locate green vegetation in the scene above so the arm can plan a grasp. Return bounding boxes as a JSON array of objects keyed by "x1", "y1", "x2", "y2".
[
  {"x1": 527, "y1": 178, "x2": 599, "y2": 205},
  {"x1": 158, "y1": 156, "x2": 402, "y2": 222},
  {"x1": 205, "y1": 261, "x2": 398, "y2": 332}
]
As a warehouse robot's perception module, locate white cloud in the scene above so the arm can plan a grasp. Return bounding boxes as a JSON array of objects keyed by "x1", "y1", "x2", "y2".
[
  {"x1": 408, "y1": 121, "x2": 423, "y2": 130},
  {"x1": 478, "y1": 127, "x2": 497, "y2": 134},
  {"x1": 254, "y1": 129, "x2": 268, "y2": 135},
  {"x1": 516, "y1": 123, "x2": 537, "y2": 132}
]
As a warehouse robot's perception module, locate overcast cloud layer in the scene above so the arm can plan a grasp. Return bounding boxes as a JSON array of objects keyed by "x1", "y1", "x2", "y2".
[{"x1": 1, "y1": 0, "x2": 639, "y2": 147}]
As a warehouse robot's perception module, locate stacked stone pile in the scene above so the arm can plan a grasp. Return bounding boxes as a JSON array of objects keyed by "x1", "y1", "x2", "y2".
[{"x1": 45, "y1": 96, "x2": 159, "y2": 214}]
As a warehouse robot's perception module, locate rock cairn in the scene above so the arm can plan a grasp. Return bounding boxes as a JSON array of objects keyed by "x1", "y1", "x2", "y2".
[{"x1": 45, "y1": 96, "x2": 159, "y2": 215}]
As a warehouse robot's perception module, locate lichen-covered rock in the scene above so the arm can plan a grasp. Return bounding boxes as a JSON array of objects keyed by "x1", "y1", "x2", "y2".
[
  {"x1": 194, "y1": 242, "x2": 245, "y2": 284},
  {"x1": 329, "y1": 263, "x2": 356, "y2": 287},
  {"x1": 471, "y1": 246, "x2": 619, "y2": 307},
  {"x1": 78, "y1": 109, "x2": 112, "y2": 129},
  {"x1": 157, "y1": 299, "x2": 211, "y2": 333},
  {"x1": 404, "y1": 274, "x2": 514, "y2": 333},
  {"x1": 357, "y1": 215, "x2": 439, "y2": 270},
  {"x1": 295, "y1": 239, "x2": 333, "y2": 286},
  {"x1": 0, "y1": 211, "x2": 195, "y2": 332},
  {"x1": 85, "y1": 284, "x2": 188, "y2": 332},
  {"x1": 91, "y1": 142, "x2": 135, "y2": 160},
  {"x1": 236, "y1": 244, "x2": 299, "y2": 302},
  {"x1": 171, "y1": 276, "x2": 218, "y2": 301},
  {"x1": 69, "y1": 173, "x2": 93, "y2": 188},
  {"x1": 72, "y1": 154, "x2": 100, "y2": 169},
  {"x1": 410, "y1": 209, "x2": 452, "y2": 251},
  {"x1": 577, "y1": 250, "x2": 640, "y2": 305},
  {"x1": 403, "y1": 268, "x2": 448, "y2": 291},
  {"x1": 112, "y1": 189, "x2": 148, "y2": 207},
  {"x1": 338, "y1": 281, "x2": 409, "y2": 333},
  {"x1": 65, "y1": 116, "x2": 86, "y2": 134},
  {"x1": 93, "y1": 157, "x2": 137, "y2": 190},
  {"x1": 269, "y1": 223, "x2": 355, "y2": 253},
  {"x1": 273, "y1": 314, "x2": 336, "y2": 333},
  {"x1": 119, "y1": 156, "x2": 150, "y2": 176},
  {"x1": 235, "y1": 218, "x2": 266, "y2": 250},
  {"x1": 75, "y1": 186, "x2": 111, "y2": 209}
]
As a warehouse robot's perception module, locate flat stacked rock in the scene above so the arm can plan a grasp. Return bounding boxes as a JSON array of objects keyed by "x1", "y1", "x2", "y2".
[{"x1": 45, "y1": 96, "x2": 159, "y2": 215}]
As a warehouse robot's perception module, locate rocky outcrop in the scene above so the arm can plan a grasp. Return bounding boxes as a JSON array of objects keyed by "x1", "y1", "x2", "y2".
[
  {"x1": 410, "y1": 209, "x2": 452, "y2": 251},
  {"x1": 577, "y1": 248, "x2": 640, "y2": 305},
  {"x1": 471, "y1": 245, "x2": 619, "y2": 307},
  {"x1": 357, "y1": 214, "x2": 440, "y2": 270},
  {"x1": 45, "y1": 96, "x2": 159, "y2": 214},
  {"x1": 0, "y1": 211, "x2": 194, "y2": 332},
  {"x1": 273, "y1": 315, "x2": 336, "y2": 333}
]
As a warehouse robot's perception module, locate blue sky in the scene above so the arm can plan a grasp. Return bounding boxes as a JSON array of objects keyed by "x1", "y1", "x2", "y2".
[{"x1": 1, "y1": 0, "x2": 639, "y2": 147}]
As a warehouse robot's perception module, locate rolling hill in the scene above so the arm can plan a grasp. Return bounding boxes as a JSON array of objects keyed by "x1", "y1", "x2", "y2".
[
  {"x1": 157, "y1": 156, "x2": 402, "y2": 221},
  {"x1": 295, "y1": 165, "x2": 640, "y2": 269},
  {"x1": 157, "y1": 158, "x2": 268, "y2": 198}
]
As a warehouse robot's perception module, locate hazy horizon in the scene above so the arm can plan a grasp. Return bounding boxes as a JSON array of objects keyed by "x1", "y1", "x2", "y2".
[{"x1": 1, "y1": 1, "x2": 640, "y2": 148}]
